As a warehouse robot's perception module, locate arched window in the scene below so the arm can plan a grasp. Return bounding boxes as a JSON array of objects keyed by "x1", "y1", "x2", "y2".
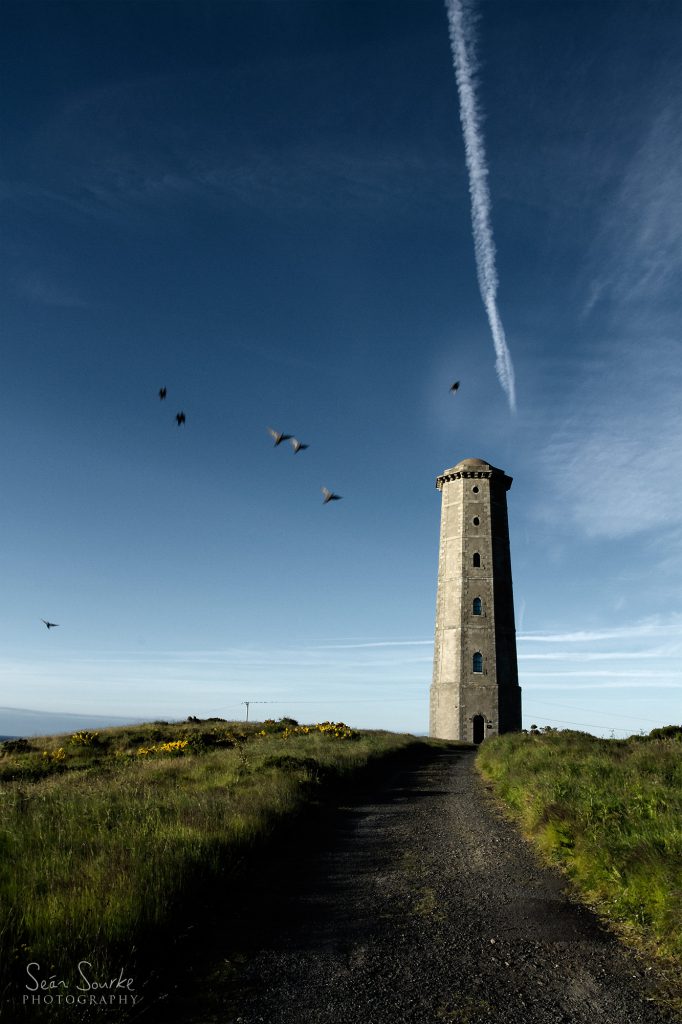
[
  {"x1": 473, "y1": 652, "x2": 483, "y2": 673},
  {"x1": 473, "y1": 597, "x2": 482, "y2": 615},
  {"x1": 472, "y1": 517, "x2": 480, "y2": 526},
  {"x1": 473, "y1": 552, "x2": 480, "y2": 567}
]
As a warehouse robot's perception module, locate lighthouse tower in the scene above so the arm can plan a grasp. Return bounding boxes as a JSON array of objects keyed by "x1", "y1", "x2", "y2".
[{"x1": 429, "y1": 458, "x2": 522, "y2": 743}]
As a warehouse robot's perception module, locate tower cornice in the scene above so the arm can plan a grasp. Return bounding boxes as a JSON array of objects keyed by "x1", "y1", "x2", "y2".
[
  {"x1": 436, "y1": 460, "x2": 512, "y2": 492},
  {"x1": 436, "y1": 469, "x2": 492, "y2": 488}
]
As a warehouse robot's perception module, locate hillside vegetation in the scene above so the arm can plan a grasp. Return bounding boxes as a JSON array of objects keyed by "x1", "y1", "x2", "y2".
[
  {"x1": 0, "y1": 717, "x2": 424, "y2": 1019},
  {"x1": 477, "y1": 728, "x2": 682, "y2": 999}
]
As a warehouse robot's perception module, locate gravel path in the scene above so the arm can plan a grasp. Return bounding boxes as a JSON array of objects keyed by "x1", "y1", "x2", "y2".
[{"x1": 171, "y1": 746, "x2": 676, "y2": 1024}]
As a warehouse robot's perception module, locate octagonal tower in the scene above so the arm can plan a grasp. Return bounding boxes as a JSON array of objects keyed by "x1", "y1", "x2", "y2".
[{"x1": 429, "y1": 458, "x2": 522, "y2": 743}]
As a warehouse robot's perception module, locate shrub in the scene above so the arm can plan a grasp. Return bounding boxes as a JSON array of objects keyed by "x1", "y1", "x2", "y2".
[
  {"x1": 69, "y1": 730, "x2": 101, "y2": 747},
  {"x1": 0, "y1": 738, "x2": 34, "y2": 755}
]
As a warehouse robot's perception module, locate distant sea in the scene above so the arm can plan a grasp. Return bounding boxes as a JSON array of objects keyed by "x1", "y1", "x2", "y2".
[{"x1": 0, "y1": 707, "x2": 152, "y2": 739}]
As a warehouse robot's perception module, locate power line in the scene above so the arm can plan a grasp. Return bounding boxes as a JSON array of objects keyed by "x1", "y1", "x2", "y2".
[
  {"x1": 207, "y1": 697, "x2": 425, "y2": 712},
  {"x1": 524, "y1": 699, "x2": 665, "y2": 725},
  {"x1": 526, "y1": 714, "x2": 631, "y2": 733}
]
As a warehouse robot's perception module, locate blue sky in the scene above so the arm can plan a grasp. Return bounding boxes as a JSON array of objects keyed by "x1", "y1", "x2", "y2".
[{"x1": 1, "y1": 0, "x2": 680, "y2": 738}]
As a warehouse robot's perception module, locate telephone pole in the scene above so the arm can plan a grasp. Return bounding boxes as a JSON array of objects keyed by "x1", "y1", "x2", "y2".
[{"x1": 242, "y1": 700, "x2": 271, "y2": 722}]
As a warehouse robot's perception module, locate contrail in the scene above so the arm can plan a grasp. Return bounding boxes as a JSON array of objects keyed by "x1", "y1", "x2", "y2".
[{"x1": 445, "y1": 0, "x2": 516, "y2": 411}]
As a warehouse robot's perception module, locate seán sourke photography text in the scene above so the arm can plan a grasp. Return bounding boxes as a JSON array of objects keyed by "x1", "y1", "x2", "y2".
[{"x1": 23, "y1": 962, "x2": 140, "y2": 1012}]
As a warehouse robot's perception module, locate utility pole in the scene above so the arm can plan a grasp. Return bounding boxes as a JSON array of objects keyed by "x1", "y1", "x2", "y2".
[{"x1": 242, "y1": 700, "x2": 270, "y2": 723}]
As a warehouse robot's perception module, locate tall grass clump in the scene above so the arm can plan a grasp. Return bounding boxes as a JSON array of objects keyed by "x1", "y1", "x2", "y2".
[
  {"x1": 477, "y1": 728, "x2": 682, "y2": 986},
  {"x1": 0, "y1": 718, "x2": 419, "y2": 1019}
]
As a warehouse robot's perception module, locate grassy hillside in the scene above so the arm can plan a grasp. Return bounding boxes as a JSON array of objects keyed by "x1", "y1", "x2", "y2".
[
  {"x1": 477, "y1": 728, "x2": 682, "y2": 1006},
  {"x1": 0, "y1": 717, "x2": 424, "y2": 1019}
]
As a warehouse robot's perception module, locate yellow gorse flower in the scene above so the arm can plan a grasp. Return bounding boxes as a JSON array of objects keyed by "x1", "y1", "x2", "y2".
[
  {"x1": 281, "y1": 721, "x2": 356, "y2": 740},
  {"x1": 42, "y1": 748, "x2": 66, "y2": 762},
  {"x1": 136, "y1": 739, "x2": 189, "y2": 756},
  {"x1": 69, "y1": 730, "x2": 99, "y2": 746}
]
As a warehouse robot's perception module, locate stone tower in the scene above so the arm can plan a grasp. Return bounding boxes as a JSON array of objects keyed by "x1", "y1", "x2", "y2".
[{"x1": 429, "y1": 457, "x2": 521, "y2": 743}]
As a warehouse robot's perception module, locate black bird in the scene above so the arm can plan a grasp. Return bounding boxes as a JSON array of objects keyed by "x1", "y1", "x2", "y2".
[
  {"x1": 289, "y1": 438, "x2": 309, "y2": 453},
  {"x1": 41, "y1": 620, "x2": 59, "y2": 629},
  {"x1": 450, "y1": 380, "x2": 460, "y2": 393},
  {"x1": 321, "y1": 487, "x2": 342, "y2": 504},
  {"x1": 176, "y1": 411, "x2": 186, "y2": 426},
  {"x1": 268, "y1": 427, "x2": 293, "y2": 446},
  {"x1": 158, "y1": 387, "x2": 167, "y2": 400}
]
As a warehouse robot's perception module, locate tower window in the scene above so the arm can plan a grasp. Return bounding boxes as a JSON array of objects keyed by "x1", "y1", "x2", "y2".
[
  {"x1": 472, "y1": 486, "x2": 479, "y2": 493},
  {"x1": 473, "y1": 598, "x2": 482, "y2": 615},
  {"x1": 473, "y1": 652, "x2": 483, "y2": 673},
  {"x1": 472, "y1": 517, "x2": 480, "y2": 526},
  {"x1": 473, "y1": 552, "x2": 480, "y2": 567}
]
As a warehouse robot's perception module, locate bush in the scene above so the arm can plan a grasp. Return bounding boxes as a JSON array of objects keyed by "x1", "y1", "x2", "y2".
[
  {"x1": 0, "y1": 738, "x2": 34, "y2": 755},
  {"x1": 647, "y1": 725, "x2": 682, "y2": 742},
  {"x1": 69, "y1": 730, "x2": 101, "y2": 748}
]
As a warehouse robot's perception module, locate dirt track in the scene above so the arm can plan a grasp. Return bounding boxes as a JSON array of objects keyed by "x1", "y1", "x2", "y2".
[{"x1": 161, "y1": 746, "x2": 677, "y2": 1024}]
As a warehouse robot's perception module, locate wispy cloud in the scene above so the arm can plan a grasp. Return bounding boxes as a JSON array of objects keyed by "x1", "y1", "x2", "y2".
[
  {"x1": 519, "y1": 647, "x2": 679, "y2": 662},
  {"x1": 541, "y1": 82, "x2": 682, "y2": 549},
  {"x1": 523, "y1": 670, "x2": 681, "y2": 679},
  {"x1": 1, "y1": 620, "x2": 678, "y2": 732},
  {"x1": 539, "y1": 336, "x2": 682, "y2": 542},
  {"x1": 519, "y1": 617, "x2": 682, "y2": 644},
  {"x1": 518, "y1": 615, "x2": 681, "y2": 707},
  {"x1": 0, "y1": 640, "x2": 432, "y2": 721},
  {"x1": 311, "y1": 639, "x2": 433, "y2": 650},
  {"x1": 584, "y1": 106, "x2": 682, "y2": 313},
  {"x1": 521, "y1": 680, "x2": 681, "y2": 693},
  {"x1": 444, "y1": 0, "x2": 516, "y2": 411},
  {"x1": 3, "y1": 65, "x2": 460, "y2": 229},
  {"x1": 16, "y1": 270, "x2": 86, "y2": 308}
]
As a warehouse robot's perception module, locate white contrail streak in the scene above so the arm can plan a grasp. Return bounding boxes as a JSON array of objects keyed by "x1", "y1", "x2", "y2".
[{"x1": 445, "y1": 0, "x2": 516, "y2": 411}]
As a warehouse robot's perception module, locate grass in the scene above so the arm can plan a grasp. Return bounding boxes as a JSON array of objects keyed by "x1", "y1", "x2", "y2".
[
  {"x1": 477, "y1": 727, "x2": 682, "y2": 1008},
  {"x1": 0, "y1": 717, "x2": 421, "y2": 1020}
]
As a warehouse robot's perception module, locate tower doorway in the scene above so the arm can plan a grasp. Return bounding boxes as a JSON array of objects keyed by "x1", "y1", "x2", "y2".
[{"x1": 472, "y1": 715, "x2": 485, "y2": 744}]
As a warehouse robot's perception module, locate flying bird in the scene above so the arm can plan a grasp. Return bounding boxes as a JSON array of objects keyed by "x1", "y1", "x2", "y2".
[
  {"x1": 41, "y1": 620, "x2": 59, "y2": 629},
  {"x1": 268, "y1": 428, "x2": 293, "y2": 446},
  {"x1": 158, "y1": 387, "x2": 167, "y2": 400},
  {"x1": 289, "y1": 438, "x2": 309, "y2": 453},
  {"x1": 322, "y1": 487, "x2": 342, "y2": 504},
  {"x1": 450, "y1": 381, "x2": 460, "y2": 394},
  {"x1": 176, "y1": 412, "x2": 186, "y2": 426}
]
